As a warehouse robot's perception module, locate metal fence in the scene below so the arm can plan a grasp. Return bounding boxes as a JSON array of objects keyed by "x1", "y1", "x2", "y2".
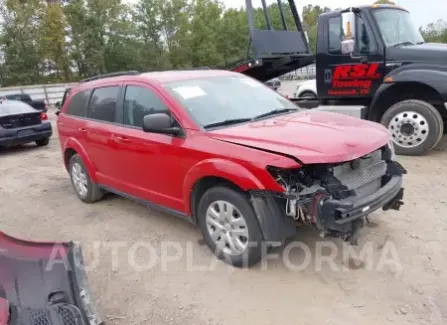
[
  {"x1": 0, "y1": 82, "x2": 78, "y2": 106},
  {"x1": 281, "y1": 64, "x2": 316, "y2": 81},
  {"x1": 0, "y1": 65, "x2": 316, "y2": 104}
]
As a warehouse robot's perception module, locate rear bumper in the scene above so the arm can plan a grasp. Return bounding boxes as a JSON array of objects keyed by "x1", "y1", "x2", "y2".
[
  {"x1": 0, "y1": 122, "x2": 52, "y2": 147},
  {"x1": 316, "y1": 175, "x2": 404, "y2": 234}
]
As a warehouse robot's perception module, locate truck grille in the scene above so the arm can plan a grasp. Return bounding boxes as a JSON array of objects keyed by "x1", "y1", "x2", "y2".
[
  {"x1": 0, "y1": 113, "x2": 41, "y2": 129},
  {"x1": 333, "y1": 149, "x2": 386, "y2": 196}
]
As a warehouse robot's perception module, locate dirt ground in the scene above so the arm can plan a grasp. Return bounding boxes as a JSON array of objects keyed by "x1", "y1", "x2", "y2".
[{"x1": 1, "y1": 110, "x2": 447, "y2": 325}]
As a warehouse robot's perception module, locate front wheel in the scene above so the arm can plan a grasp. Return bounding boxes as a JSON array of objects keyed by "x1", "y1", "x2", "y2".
[
  {"x1": 380, "y1": 99, "x2": 444, "y2": 156},
  {"x1": 197, "y1": 187, "x2": 264, "y2": 267},
  {"x1": 299, "y1": 91, "x2": 317, "y2": 99}
]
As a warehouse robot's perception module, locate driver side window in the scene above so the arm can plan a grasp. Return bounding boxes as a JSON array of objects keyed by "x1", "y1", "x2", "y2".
[
  {"x1": 328, "y1": 15, "x2": 375, "y2": 54},
  {"x1": 123, "y1": 86, "x2": 170, "y2": 128}
]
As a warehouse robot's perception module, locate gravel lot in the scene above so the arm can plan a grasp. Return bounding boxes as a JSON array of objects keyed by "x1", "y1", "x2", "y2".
[{"x1": 1, "y1": 108, "x2": 447, "y2": 325}]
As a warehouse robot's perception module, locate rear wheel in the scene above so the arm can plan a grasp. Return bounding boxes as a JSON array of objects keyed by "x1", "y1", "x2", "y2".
[
  {"x1": 197, "y1": 186, "x2": 264, "y2": 267},
  {"x1": 36, "y1": 138, "x2": 49, "y2": 146},
  {"x1": 380, "y1": 100, "x2": 444, "y2": 156},
  {"x1": 68, "y1": 154, "x2": 103, "y2": 203}
]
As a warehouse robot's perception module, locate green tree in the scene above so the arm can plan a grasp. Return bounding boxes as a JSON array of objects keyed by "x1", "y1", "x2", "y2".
[
  {"x1": 133, "y1": 0, "x2": 167, "y2": 70},
  {"x1": 217, "y1": 8, "x2": 249, "y2": 66},
  {"x1": 373, "y1": 0, "x2": 396, "y2": 4},
  {"x1": 188, "y1": 0, "x2": 224, "y2": 67},
  {"x1": 39, "y1": 1, "x2": 70, "y2": 81},
  {"x1": 302, "y1": 4, "x2": 331, "y2": 53},
  {"x1": 420, "y1": 19, "x2": 447, "y2": 43},
  {"x1": 0, "y1": 0, "x2": 44, "y2": 86},
  {"x1": 64, "y1": 0, "x2": 89, "y2": 78},
  {"x1": 159, "y1": 0, "x2": 193, "y2": 68}
]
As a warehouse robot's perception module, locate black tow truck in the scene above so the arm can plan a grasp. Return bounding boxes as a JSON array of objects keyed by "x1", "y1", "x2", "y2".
[{"x1": 230, "y1": 1, "x2": 447, "y2": 156}]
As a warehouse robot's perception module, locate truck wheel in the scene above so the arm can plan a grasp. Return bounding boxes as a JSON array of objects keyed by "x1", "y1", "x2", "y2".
[
  {"x1": 197, "y1": 186, "x2": 264, "y2": 267},
  {"x1": 380, "y1": 100, "x2": 444, "y2": 156},
  {"x1": 68, "y1": 154, "x2": 103, "y2": 203}
]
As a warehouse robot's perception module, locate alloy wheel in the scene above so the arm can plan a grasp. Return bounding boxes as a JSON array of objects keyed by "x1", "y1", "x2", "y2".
[
  {"x1": 71, "y1": 162, "x2": 88, "y2": 197},
  {"x1": 388, "y1": 110, "x2": 429, "y2": 148},
  {"x1": 205, "y1": 200, "x2": 249, "y2": 256}
]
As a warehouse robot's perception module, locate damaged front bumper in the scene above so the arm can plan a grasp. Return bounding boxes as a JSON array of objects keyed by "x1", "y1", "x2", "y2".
[
  {"x1": 0, "y1": 231, "x2": 103, "y2": 325},
  {"x1": 250, "y1": 151, "x2": 406, "y2": 245},
  {"x1": 314, "y1": 175, "x2": 404, "y2": 244}
]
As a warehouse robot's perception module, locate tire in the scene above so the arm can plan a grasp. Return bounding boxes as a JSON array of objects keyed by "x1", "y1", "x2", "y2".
[
  {"x1": 197, "y1": 186, "x2": 264, "y2": 267},
  {"x1": 36, "y1": 138, "x2": 50, "y2": 146},
  {"x1": 380, "y1": 99, "x2": 444, "y2": 156},
  {"x1": 68, "y1": 154, "x2": 103, "y2": 203},
  {"x1": 299, "y1": 91, "x2": 317, "y2": 99}
]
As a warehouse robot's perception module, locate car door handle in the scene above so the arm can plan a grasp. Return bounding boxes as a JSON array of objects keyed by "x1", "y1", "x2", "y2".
[
  {"x1": 79, "y1": 128, "x2": 87, "y2": 133},
  {"x1": 114, "y1": 136, "x2": 130, "y2": 143}
]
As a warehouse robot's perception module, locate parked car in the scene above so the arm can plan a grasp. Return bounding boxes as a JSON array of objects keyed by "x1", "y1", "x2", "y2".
[
  {"x1": 2, "y1": 93, "x2": 48, "y2": 112},
  {"x1": 265, "y1": 78, "x2": 281, "y2": 91},
  {"x1": 293, "y1": 79, "x2": 317, "y2": 98},
  {"x1": 0, "y1": 100, "x2": 52, "y2": 147},
  {"x1": 57, "y1": 70, "x2": 406, "y2": 267}
]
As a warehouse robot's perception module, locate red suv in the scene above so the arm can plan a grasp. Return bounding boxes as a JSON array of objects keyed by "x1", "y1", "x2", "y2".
[{"x1": 57, "y1": 70, "x2": 406, "y2": 267}]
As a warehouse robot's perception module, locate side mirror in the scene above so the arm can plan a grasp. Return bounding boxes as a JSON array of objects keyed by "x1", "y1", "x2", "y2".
[
  {"x1": 341, "y1": 11, "x2": 356, "y2": 54},
  {"x1": 143, "y1": 113, "x2": 181, "y2": 136}
]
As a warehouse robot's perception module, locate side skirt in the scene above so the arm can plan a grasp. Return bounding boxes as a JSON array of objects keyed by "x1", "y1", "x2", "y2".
[{"x1": 98, "y1": 185, "x2": 196, "y2": 225}]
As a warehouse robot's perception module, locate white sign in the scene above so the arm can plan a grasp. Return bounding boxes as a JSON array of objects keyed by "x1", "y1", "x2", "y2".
[{"x1": 173, "y1": 86, "x2": 207, "y2": 99}]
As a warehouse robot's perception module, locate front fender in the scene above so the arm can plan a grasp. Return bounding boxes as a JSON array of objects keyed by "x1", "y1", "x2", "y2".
[
  {"x1": 388, "y1": 69, "x2": 447, "y2": 99},
  {"x1": 183, "y1": 158, "x2": 282, "y2": 215},
  {"x1": 63, "y1": 137, "x2": 98, "y2": 183},
  {"x1": 369, "y1": 68, "x2": 447, "y2": 120}
]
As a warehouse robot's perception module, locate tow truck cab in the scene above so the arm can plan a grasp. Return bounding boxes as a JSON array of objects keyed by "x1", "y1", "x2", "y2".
[
  {"x1": 232, "y1": 2, "x2": 447, "y2": 156},
  {"x1": 316, "y1": 5, "x2": 447, "y2": 156}
]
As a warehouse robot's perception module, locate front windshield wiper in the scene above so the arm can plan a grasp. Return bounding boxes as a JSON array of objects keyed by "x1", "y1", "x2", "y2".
[
  {"x1": 203, "y1": 118, "x2": 252, "y2": 129},
  {"x1": 251, "y1": 108, "x2": 299, "y2": 121},
  {"x1": 391, "y1": 41, "x2": 416, "y2": 47}
]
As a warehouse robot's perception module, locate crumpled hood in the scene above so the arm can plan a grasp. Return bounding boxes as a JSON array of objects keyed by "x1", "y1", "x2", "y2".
[{"x1": 208, "y1": 111, "x2": 390, "y2": 164}]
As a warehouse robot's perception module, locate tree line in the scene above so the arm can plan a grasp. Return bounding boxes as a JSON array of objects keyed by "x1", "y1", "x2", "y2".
[{"x1": 0, "y1": 0, "x2": 445, "y2": 87}]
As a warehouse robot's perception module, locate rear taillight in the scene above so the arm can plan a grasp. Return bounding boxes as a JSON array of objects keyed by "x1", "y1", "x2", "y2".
[{"x1": 40, "y1": 112, "x2": 48, "y2": 121}]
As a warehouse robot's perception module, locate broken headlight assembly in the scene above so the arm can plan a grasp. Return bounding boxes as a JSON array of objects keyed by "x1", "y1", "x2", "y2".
[
  {"x1": 266, "y1": 165, "x2": 313, "y2": 192},
  {"x1": 265, "y1": 165, "x2": 323, "y2": 221}
]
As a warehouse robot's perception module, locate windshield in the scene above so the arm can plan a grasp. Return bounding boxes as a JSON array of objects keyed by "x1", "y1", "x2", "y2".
[
  {"x1": 372, "y1": 9, "x2": 424, "y2": 47},
  {"x1": 163, "y1": 75, "x2": 298, "y2": 128}
]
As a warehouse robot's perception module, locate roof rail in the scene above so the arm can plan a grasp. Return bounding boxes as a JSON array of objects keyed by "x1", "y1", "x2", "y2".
[{"x1": 80, "y1": 70, "x2": 140, "y2": 83}]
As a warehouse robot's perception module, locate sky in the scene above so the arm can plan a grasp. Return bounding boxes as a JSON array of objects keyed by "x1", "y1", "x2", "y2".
[{"x1": 223, "y1": 0, "x2": 447, "y2": 28}]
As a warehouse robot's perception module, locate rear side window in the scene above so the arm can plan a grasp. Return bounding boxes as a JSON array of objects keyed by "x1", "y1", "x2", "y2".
[
  {"x1": 65, "y1": 90, "x2": 90, "y2": 117},
  {"x1": 88, "y1": 86, "x2": 119, "y2": 123}
]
